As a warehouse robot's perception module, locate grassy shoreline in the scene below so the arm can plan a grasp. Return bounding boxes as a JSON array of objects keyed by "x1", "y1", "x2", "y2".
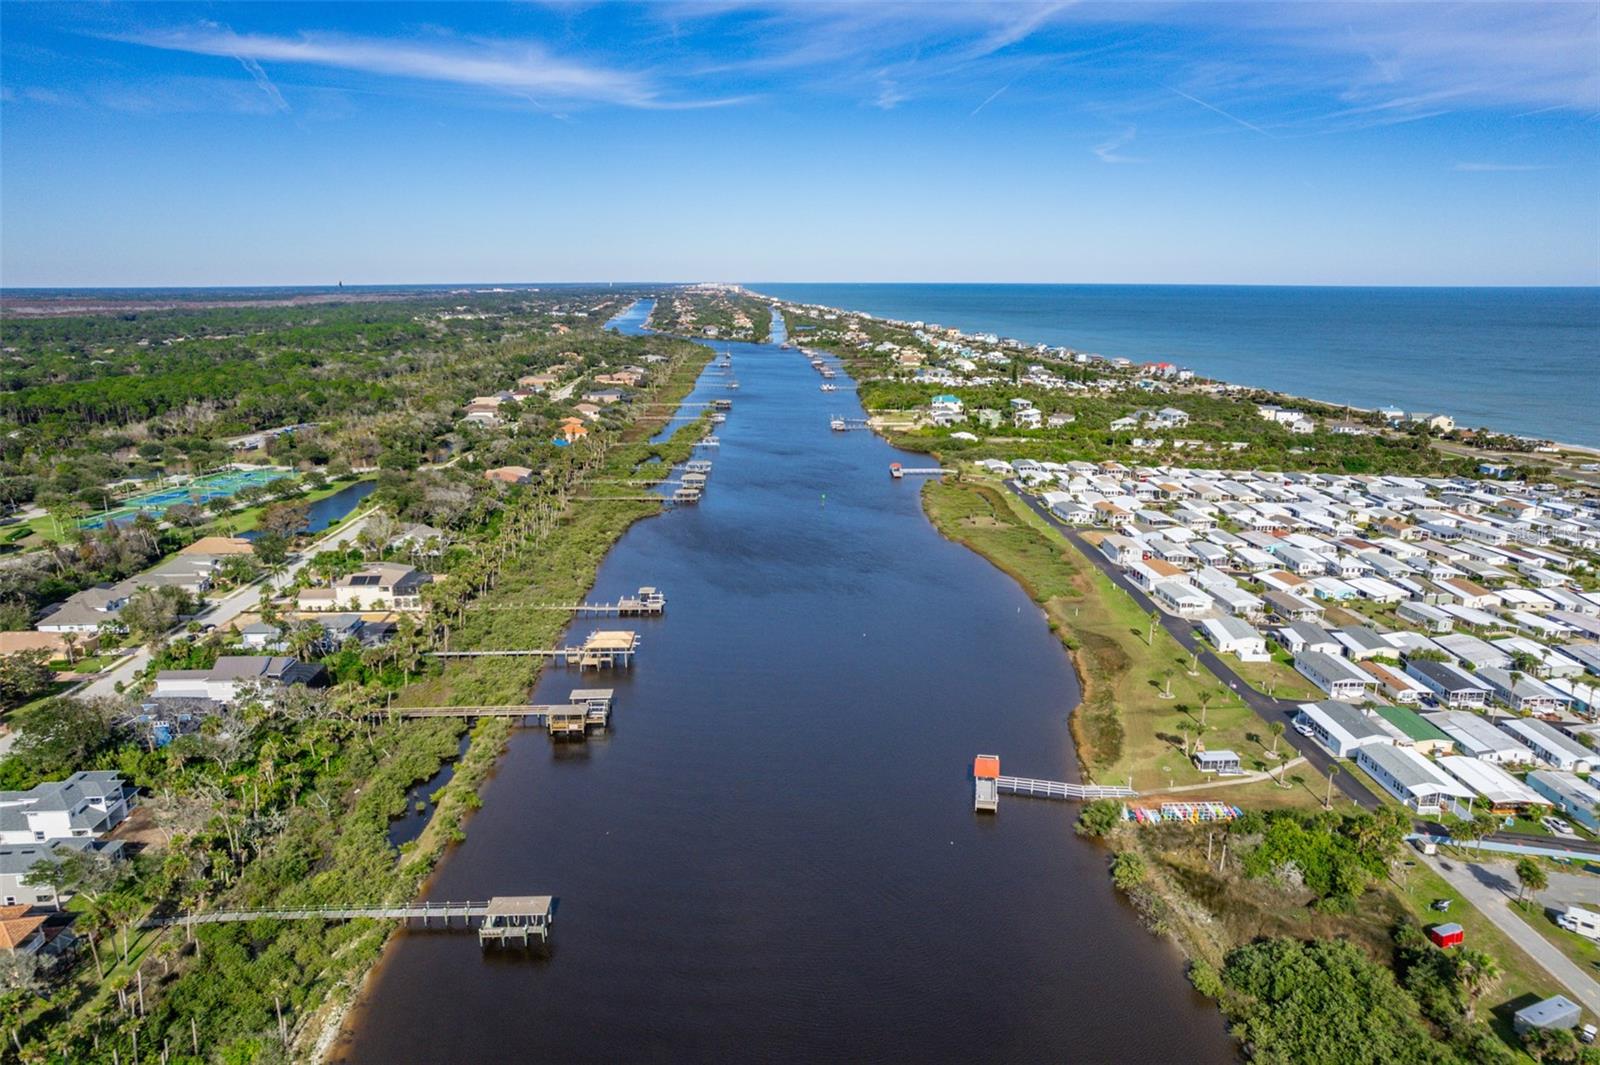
[
  {"x1": 919, "y1": 474, "x2": 1564, "y2": 1061},
  {"x1": 310, "y1": 338, "x2": 719, "y2": 1058}
]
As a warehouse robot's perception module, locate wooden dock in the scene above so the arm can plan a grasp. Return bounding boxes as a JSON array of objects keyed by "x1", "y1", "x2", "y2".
[
  {"x1": 972, "y1": 755, "x2": 1134, "y2": 810},
  {"x1": 434, "y1": 631, "x2": 641, "y2": 669},
  {"x1": 889, "y1": 463, "x2": 946, "y2": 479},
  {"x1": 145, "y1": 896, "x2": 555, "y2": 947},
  {"x1": 388, "y1": 688, "x2": 615, "y2": 736},
  {"x1": 473, "y1": 587, "x2": 665, "y2": 616},
  {"x1": 830, "y1": 416, "x2": 870, "y2": 431}
]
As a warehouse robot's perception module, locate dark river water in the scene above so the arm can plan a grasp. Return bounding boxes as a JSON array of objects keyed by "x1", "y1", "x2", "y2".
[{"x1": 333, "y1": 301, "x2": 1235, "y2": 1063}]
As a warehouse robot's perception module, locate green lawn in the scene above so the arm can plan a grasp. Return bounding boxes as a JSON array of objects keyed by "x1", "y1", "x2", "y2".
[
  {"x1": 922, "y1": 477, "x2": 1319, "y2": 806},
  {"x1": 1391, "y1": 860, "x2": 1563, "y2": 1052}
]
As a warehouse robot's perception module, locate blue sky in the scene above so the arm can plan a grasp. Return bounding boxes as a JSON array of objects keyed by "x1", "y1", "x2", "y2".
[{"x1": 2, "y1": 2, "x2": 1597, "y2": 286}]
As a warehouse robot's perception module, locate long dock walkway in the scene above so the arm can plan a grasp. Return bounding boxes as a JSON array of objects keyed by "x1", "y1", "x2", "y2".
[
  {"x1": 472, "y1": 587, "x2": 665, "y2": 617},
  {"x1": 384, "y1": 689, "x2": 615, "y2": 736},
  {"x1": 433, "y1": 631, "x2": 640, "y2": 668},
  {"x1": 145, "y1": 896, "x2": 555, "y2": 946},
  {"x1": 996, "y1": 776, "x2": 1136, "y2": 801}
]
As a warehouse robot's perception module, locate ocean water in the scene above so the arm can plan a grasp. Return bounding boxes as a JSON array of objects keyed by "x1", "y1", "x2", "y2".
[{"x1": 752, "y1": 284, "x2": 1600, "y2": 448}]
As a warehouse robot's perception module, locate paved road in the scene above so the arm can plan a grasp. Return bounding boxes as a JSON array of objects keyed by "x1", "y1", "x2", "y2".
[
  {"x1": 1428, "y1": 853, "x2": 1600, "y2": 1015},
  {"x1": 74, "y1": 511, "x2": 374, "y2": 702},
  {"x1": 1002, "y1": 481, "x2": 1382, "y2": 810}
]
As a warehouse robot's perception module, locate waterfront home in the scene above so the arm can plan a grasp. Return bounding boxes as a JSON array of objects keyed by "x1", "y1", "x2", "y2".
[
  {"x1": 1424, "y1": 711, "x2": 1535, "y2": 765},
  {"x1": 1295, "y1": 700, "x2": 1391, "y2": 757},
  {"x1": 582, "y1": 388, "x2": 625, "y2": 405},
  {"x1": 1526, "y1": 771, "x2": 1600, "y2": 832},
  {"x1": 483, "y1": 466, "x2": 533, "y2": 485},
  {"x1": 0, "y1": 772, "x2": 133, "y2": 845},
  {"x1": 1435, "y1": 757, "x2": 1549, "y2": 814},
  {"x1": 1097, "y1": 534, "x2": 1145, "y2": 568},
  {"x1": 298, "y1": 563, "x2": 428, "y2": 611},
  {"x1": 152, "y1": 655, "x2": 324, "y2": 705},
  {"x1": 1354, "y1": 744, "x2": 1470, "y2": 815},
  {"x1": 1372, "y1": 704, "x2": 1455, "y2": 754},
  {"x1": 0, "y1": 839, "x2": 124, "y2": 907},
  {"x1": 1198, "y1": 616, "x2": 1268, "y2": 660},
  {"x1": 1406, "y1": 659, "x2": 1491, "y2": 708},
  {"x1": 1498, "y1": 717, "x2": 1590, "y2": 772}
]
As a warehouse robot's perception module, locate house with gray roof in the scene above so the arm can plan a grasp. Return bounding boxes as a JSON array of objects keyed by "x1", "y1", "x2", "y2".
[
  {"x1": 0, "y1": 772, "x2": 133, "y2": 844},
  {"x1": 0, "y1": 839, "x2": 124, "y2": 907},
  {"x1": 152, "y1": 656, "x2": 324, "y2": 705}
]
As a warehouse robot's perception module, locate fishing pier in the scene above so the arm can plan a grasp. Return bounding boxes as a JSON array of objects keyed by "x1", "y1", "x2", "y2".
[
  {"x1": 889, "y1": 463, "x2": 947, "y2": 479},
  {"x1": 433, "y1": 630, "x2": 641, "y2": 669},
  {"x1": 830, "y1": 416, "x2": 870, "y2": 431},
  {"x1": 973, "y1": 755, "x2": 1136, "y2": 812},
  {"x1": 146, "y1": 896, "x2": 556, "y2": 948},
  {"x1": 386, "y1": 688, "x2": 617, "y2": 737}
]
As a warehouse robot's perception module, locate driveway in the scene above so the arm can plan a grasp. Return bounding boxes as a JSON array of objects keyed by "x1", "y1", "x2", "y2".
[
  {"x1": 1428, "y1": 853, "x2": 1600, "y2": 1016},
  {"x1": 73, "y1": 511, "x2": 374, "y2": 702}
]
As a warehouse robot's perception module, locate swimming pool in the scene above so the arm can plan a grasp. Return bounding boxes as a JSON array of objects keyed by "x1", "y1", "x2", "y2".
[{"x1": 79, "y1": 468, "x2": 292, "y2": 529}]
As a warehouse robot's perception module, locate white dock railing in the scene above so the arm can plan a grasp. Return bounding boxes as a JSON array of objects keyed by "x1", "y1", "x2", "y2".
[{"x1": 995, "y1": 776, "x2": 1135, "y2": 801}]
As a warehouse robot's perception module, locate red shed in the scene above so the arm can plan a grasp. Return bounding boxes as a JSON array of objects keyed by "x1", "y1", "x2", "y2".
[{"x1": 1427, "y1": 923, "x2": 1464, "y2": 949}]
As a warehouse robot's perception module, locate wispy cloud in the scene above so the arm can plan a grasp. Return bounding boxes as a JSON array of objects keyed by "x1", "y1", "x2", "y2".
[
  {"x1": 1453, "y1": 161, "x2": 1552, "y2": 172},
  {"x1": 117, "y1": 26, "x2": 746, "y2": 110},
  {"x1": 235, "y1": 56, "x2": 289, "y2": 113},
  {"x1": 1092, "y1": 126, "x2": 1142, "y2": 163},
  {"x1": 1165, "y1": 85, "x2": 1272, "y2": 137}
]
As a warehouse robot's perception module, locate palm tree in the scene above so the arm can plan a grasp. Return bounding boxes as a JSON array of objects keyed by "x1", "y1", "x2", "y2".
[
  {"x1": 1325, "y1": 764, "x2": 1340, "y2": 809},
  {"x1": 1452, "y1": 948, "x2": 1502, "y2": 1022},
  {"x1": 1268, "y1": 721, "x2": 1285, "y2": 756},
  {"x1": 286, "y1": 621, "x2": 324, "y2": 663},
  {"x1": 1515, "y1": 858, "x2": 1548, "y2": 906},
  {"x1": 60, "y1": 631, "x2": 81, "y2": 666}
]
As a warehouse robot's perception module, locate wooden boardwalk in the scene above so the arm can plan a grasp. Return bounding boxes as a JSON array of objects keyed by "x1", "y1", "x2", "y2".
[
  {"x1": 473, "y1": 587, "x2": 664, "y2": 617},
  {"x1": 145, "y1": 896, "x2": 555, "y2": 946},
  {"x1": 433, "y1": 631, "x2": 640, "y2": 668}
]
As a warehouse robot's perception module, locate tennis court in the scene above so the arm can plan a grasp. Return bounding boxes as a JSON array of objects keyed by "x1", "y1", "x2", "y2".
[{"x1": 80, "y1": 468, "x2": 292, "y2": 529}]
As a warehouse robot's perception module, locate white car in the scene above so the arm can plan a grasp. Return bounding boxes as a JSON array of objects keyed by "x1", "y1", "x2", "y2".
[{"x1": 1543, "y1": 816, "x2": 1575, "y2": 836}]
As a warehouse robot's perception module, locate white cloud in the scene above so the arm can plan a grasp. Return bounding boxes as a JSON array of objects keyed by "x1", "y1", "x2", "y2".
[
  {"x1": 1453, "y1": 161, "x2": 1552, "y2": 172},
  {"x1": 119, "y1": 26, "x2": 745, "y2": 110},
  {"x1": 1092, "y1": 126, "x2": 1142, "y2": 163}
]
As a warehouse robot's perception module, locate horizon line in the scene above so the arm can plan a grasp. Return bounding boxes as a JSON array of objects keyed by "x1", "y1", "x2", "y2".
[{"x1": 3, "y1": 280, "x2": 1597, "y2": 292}]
